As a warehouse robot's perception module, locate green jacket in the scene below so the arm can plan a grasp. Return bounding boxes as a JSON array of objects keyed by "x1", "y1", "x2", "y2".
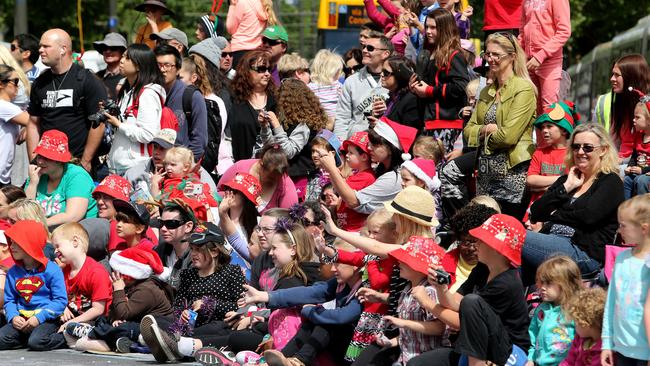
[{"x1": 464, "y1": 76, "x2": 537, "y2": 168}]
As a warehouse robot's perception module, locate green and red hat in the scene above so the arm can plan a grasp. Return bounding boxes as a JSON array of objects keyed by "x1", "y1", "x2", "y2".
[{"x1": 533, "y1": 100, "x2": 581, "y2": 135}]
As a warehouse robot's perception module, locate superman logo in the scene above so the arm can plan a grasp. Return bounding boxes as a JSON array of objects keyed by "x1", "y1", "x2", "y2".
[{"x1": 15, "y1": 276, "x2": 44, "y2": 303}]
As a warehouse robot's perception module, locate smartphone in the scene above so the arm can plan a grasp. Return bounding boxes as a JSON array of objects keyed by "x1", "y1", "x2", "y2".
[
  {"x1": 192, "y1": 184, "x2": 203, "y2": 196},
  {"x1": 396, "y1": 63, "x2": 415, "y2": 82}
]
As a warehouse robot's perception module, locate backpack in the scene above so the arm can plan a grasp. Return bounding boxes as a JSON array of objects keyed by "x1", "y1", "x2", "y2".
[
  {"x1": 182, "y1": 85, "x2": 222, "y2": 173},
  {"x1": 127, "y1": 86, "x2": 179, "y2": 156}
]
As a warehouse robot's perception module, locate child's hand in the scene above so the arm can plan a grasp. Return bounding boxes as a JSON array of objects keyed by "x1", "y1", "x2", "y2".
[
  {"x1": 191, "y1": 299, "x2": 203, "y2": 311},
  {"x1": 461, "y1": 5, "x2": 473, "y2": 18},
  {"x1": 111, "y1": 271, "x2": 126, "y2": 291},
  {"x1": 383, "y1": 315, "x2": 406, "y2": 329},
  {"x1": 224, "y1": 311, "x2": 242, "y2": 329},
  {"x1": 318, "y1": 151, "x2": 338, "y2": 173},
  {"x1": 241, "y1": 284, "x2": 270, "y2": 305},
  {"x1": 60, "y1": 307, "x2": 74, "y2": 322},
  {"x1": 112, "y1": 320, "x2": 126, "y2": 327},
  {"x1": 385, "y1": 26, "x2": 398, "y2": 39},
  {"x1": 181, "y1": 310, "x2": 190, "y2": 323},
  {"x1": 266, "y1": 111, "x2": 280, "y2": 129},
  {"x1": 525, "y1": 361, "x2": 534, "y2": 366},
  {"x1": 12, "y1": 316, "x2": 26, "y2": 331},
  {"x1": 150, "y1": 168, "x2": 166, "y2": 188},
  {"x1": 319, "y1": 204, "x2": 338, "y2": 235},
  {"x1": 375, "y1": 333, "x2": 397, "y2": 347},
  {"x1": 218, "y1": 191, "x2": 234, "y2": 217},
  {"x1": 461, "y1": 106, "x2": 473, "y2": 119},
  {"x1": 23, "y1": 316, "x2": 40, "y2": 332},
  {"x1": 411, "y1": 285, "x2": 431, "y2": 305},
  {"x1": 601, "y1": 350, "x2": 614, "y2": 366},
  {"x1": 357, "y1": 288, "x2": 389, "y2": 304}
]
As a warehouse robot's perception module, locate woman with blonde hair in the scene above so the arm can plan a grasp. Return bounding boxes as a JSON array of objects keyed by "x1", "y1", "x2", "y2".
[
  {"x1": 308, "y1": 49, "x2": 344, "y2": 125},
  {"x1": 0, "y1": 46, "x2": 30, "y2": 107},
  {"x1": 523, "y1": 123, "x2": 624, "y2": 286},
  {"x1": 277, "y1": 53, "x2": 311, "y2": 84}
]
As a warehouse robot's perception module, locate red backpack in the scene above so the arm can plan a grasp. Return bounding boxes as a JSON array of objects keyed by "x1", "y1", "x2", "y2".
[{"x1": 125, "y1": 86, "x2": 179, "y2": 156}]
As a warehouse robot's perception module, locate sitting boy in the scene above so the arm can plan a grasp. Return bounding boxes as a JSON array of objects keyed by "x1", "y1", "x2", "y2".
[
  {"x1": 113, "y1": 200, "x2": 155, "y2": 251},
  {"x1": 0, "y1": 220, "x2": 67, "y2": 350}
]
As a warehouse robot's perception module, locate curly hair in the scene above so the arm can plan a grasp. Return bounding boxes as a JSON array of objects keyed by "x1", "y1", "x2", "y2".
[
  {"x1": 450, "y1": 203, "x2": 498, "y2": 237},
  {"x1": 231, "y1": 50, "x2": 276, "y2": 103},
  {"x1": 566, "y1": 287, "x2": 606, "y2": 330},
  {"x1": 278, "y1": 78, "x2": 329, "y2": 131}
]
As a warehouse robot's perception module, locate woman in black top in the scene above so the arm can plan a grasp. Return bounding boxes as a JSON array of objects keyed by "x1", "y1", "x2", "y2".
[
  {"x1": 524, "y1": 123, "x2": 624, "y2": 286},
  {"x1": 372, "y1": 55, "x2": 421, "y2": 130},
  {"x1": 229, "y1": 50, "x2": 277, "y2": 161}
]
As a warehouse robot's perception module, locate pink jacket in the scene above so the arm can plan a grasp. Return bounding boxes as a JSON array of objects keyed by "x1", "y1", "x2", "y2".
[
  {"x1": 518, "y1": 0, "x2": 571, "y2": 63},
  {"x1": 226, "y1": 0, "x2": 268, "y2": 52},
  {"x1": 364, "y1": 0, "x2": 401, "y2": 33},
  {"x1": 559, "y1": 335, "x2": 601, "y2": 366}
]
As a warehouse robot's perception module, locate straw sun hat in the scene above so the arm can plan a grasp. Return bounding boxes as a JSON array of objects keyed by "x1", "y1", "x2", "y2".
[{"x1": 384, "y1": 185, "x2": 438, "y2": 227}]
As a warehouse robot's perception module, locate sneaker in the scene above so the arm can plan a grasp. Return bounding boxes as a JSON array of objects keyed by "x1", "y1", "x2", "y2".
[
  {"x1": 115, "y1": 336, "x2": 133, "y2": 353},
  {"x1": 64, "y1": 322, "x2": 94, "y2": 338},
  {"x1": 194, "y1": 346, "x2": 237, "y2": 365},
  {"x1": 140, "y1": 314, "x2": 178, "y2": 363},
  {"x1": 236, "y1": 350, "x2": 261, "y2": 364}
]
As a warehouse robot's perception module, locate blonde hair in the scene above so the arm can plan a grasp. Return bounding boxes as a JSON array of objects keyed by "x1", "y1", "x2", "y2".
[
  {"x1": 9, "y1": 199, "x2": 50, "y2": 236},
  {"x1": 485, "y1": 33, "x2": 536, "y2": 96},
  {"x1": 466, "y1": 78, "x2": 480, "y2": 98},
  {"x1": 470, "y1": 195, "x2": 501, "y2": 213},
  {"x1": 536, "y1": 256, "x2": 583, "y2": 310},
  {"x1": 52, "y1": 222, "x2": 90, "y2": 253},
  {"x1": 617, "y1": 193, "x2": 650, "y2": 226},
  {"x1": 413, "y1": 136, "x2": 445, "y2": 164},
  {"x1": 565, "y1": 123, "x2": 620, "y2": 176},
  {"x1": 394, "y1": 214, "x2": 433, "y2": 243},
  {"x1": 275, "y1": 224, "x2": 315, "y2": 285},
  {"x1": 0, "y1": 46, "x2": 30, "y2": 96},
  {"x1": 262, "y1": 0, "x2": 278, "y2": 26},
  {"x1": 566, "y1": 287, "x2": 607, "y2": 330},
  {"x1": 310, "y1": 49, "x2": 344, "y2": 85},
  {"x1": 277, "y1": 53, "x2": 309, "y2": 78},
  {"x1": 164, "y1": 147, "x2": 194, "y2": 169}
]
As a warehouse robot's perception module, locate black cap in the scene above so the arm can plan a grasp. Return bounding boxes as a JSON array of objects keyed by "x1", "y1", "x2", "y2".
[
  {"x1": 188, "y1": 222, "x2": 225, "y2": 246},
  {"x1": 113, "y1": 199, "x2": 151, "y2": 227}
]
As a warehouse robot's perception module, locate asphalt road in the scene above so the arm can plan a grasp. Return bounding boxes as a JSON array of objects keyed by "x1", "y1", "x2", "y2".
[{"x1": 0, "y1": 349, "x2": 201, "y2": 365}]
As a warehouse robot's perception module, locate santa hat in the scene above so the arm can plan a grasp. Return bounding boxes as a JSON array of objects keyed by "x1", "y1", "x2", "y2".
[
  {"x1": 109, "y1": 246, "x2": 164, "y2": 280},
  {"x1": 0, "y1": 221, "x2": 10, "y2": 245},
  {"x1": 629, "y1": 87, "x2": 650, "y2": 113},
  {"x1": 373, "y1": 117, "x2": 418, "y2": 160},
  {"x1": 401, "y1": 158, "x2": 441, "y2": 192}
]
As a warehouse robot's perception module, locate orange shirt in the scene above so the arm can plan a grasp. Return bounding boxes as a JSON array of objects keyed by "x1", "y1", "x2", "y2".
[{"x1": 134, "y1": 20, "x2": 173, "y2": 49}]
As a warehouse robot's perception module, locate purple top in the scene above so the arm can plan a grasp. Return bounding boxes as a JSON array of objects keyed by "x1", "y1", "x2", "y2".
[{"x1": 455, "y1": 12, "x2": 471, "y2": 39}]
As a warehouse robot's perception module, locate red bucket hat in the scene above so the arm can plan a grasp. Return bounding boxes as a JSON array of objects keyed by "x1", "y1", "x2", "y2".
[
  {"x1": 469, "y1": 214, "x2": 526, "y2": 266},
  {"x1": 388, "y1": 235, "x2": 446, "y2": 275},
  {"x1": 33, "y1": 130, "x2": 72, "y2": 163},
  {"x1": 93, "y1": 175, "x2": 133, "y2": 202},
  {"x1": 342, "y1": 131, "x2": 371, "y2": 154},
  {"x1": 221, "y1": 173, "x2": 262, "y2": 206}
]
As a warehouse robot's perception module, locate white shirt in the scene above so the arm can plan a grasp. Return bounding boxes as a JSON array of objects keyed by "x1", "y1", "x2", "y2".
[{"x1": 0, "y1": 100, "x2": 22, "y2": 184}]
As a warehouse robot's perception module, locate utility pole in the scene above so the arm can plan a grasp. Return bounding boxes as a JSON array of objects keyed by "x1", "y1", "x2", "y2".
[{"x1": 14, "y1": 0, "x2": 28, "y2": 35}]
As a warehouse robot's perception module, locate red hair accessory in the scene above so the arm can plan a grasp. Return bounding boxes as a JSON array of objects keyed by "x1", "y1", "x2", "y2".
[{"x1": 629, "y1": 87, "x2": 650, "y2": 112}]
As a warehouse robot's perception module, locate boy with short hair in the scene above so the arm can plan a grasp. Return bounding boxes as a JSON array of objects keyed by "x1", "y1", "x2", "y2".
[
  {"x1": 113, "y1": 200, "x2": 155, "y2": 251},
  {"x1": 50, "y1": 223, "x2": 112, "y2": 348},
  {"x1": 0, "y1": 220, "x2": 67, "y2": 350}
]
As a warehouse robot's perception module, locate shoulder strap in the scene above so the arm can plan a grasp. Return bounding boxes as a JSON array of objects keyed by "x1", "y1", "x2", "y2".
[{"x1": 182, "y1": 85, "x2": 199, "y2": 131}]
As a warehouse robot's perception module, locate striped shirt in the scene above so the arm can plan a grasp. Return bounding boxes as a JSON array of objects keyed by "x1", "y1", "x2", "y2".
[{"x1": 309, "y1": 82, "x2": 342, "y2": 119}]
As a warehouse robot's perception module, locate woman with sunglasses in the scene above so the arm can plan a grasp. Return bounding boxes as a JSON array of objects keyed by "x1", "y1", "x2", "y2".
[
  {"x1": 0, "y1": 65, "x2": 30, "y2": 187},
  {"x1": 523, "y1": 123, "x2": 624, "y2": 286},
  {"x1": 376, "y1": 55, "x2": 420, "y2": 130},
  {"x1": 105, "y1": 44, "x2": 166, "y2": 176},
  {"x1": 409, "y1": 8, "x2": 469, "y2": 155},
  {"x1": 229, "y1": 50, "x2": 277, "y2": 161}
]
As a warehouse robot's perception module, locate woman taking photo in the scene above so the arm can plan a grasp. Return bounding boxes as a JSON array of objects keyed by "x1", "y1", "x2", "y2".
[
  {"x1": 218, "y1": 144, "x2": 298, "y2": 213},
  {"x1": 0, "y1": 65, "x2": 30, "y2": 186},
  {"x1": 229, "y1": 50, "x2": 277, "y2": 161},
  {"x1": 409, "y1": 8, "x2": 469, "y2": 155},
  {"x1": 261, "y1": 78, "x2": 329, "y2": 198},
  {"x1": 320, "y1": 118, "x2": 417, "y2": 214},
  {"x1": 373, "y1": 55, "x2": 420, "y2": 130},
  {"x1": 461, "y1": 32, "x2": 537, "y2": 219},
  {"x1": 524, "y1": 123, "x2": 624, "y2": 286},
  {"x1": 106, "y1": 44, "x2": 166, "y2": 175}
]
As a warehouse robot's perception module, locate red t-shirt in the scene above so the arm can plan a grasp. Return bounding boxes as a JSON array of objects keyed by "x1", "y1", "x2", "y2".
[
  {"x1": 64, "y1": 256, "x2": 113, "y2": 315},
  {"x1": 526, "y1": 146, "x2": 567, "y2": 219},
  {"x1": 630, "y1": 133, "x2": 650, "y2": 168},
  {"x1": 483, "y1": 0, "x2": 523, "y2": 30},
  {"x1": 337, "y1": 169, "x2": 376, "y2": 231},
  {"x1": 107, "y1": 220, "x2": 159, "y2": 252}
]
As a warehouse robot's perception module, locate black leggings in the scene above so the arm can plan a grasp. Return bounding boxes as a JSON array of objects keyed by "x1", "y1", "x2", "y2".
[{"x1": 282, "y1": 322, "x2": 354, "y2": 365}]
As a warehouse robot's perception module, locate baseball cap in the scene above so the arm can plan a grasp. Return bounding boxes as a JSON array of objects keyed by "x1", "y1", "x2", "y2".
[
  {"x1": 152, "y1": 128, "x2": 177, "y2": 149},
  {"x1": 188, "y1": 222, "x2": 225, "y2": 246},
  {"x1": 261, "y1": 25, "x2": 288, "y2": 43},
  {"x1": 114, "y1": 200, "x2": 151, "y2": 227}
]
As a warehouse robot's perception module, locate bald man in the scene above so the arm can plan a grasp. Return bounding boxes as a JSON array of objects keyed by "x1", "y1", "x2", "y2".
[{"x1": 27, "y1": 28, "x2": 108, "y2": 173}]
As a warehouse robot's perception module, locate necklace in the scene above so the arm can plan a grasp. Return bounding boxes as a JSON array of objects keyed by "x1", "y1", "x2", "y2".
[{"x1": 51, "y1": 68, "x2": 71, "y2": 93}]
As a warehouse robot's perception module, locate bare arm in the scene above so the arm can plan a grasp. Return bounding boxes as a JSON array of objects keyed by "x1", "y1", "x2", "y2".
[
  {"x1": 26, "y1": 116, "x2": 40, "y2": 161},
  {"x1": 81, "y1": 124, "x2": 105, "y2": 172},
  {"x1": 46, "y1": 197, "x2": 89, "y2": 226},
  {"x1": 10, "y1": 111, "x2": 30, "y2": 127},
  {"x1": 321, "y1": 206, "x2": 397, "y2": 257},
  {"x1": 526, "y1": 175, "x2": 561, "y2": 192}
]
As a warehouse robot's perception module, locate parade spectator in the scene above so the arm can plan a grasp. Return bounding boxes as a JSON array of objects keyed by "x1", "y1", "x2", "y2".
[
  {"x1": 524, "y1": 123, "x2": 624, "y2": 286},
  {"x1": 220, "y1": 41, "x2": 236, "y2": 80},
  {"x1": 334, "y1": 35, "x2": 393, "y2": 140},
  {"x1": 93, "y1": 33, "x2": 127, "y2": 100},
  {"x1": 10, "y1": 33, "x2": 41, "y2": 83},
  {"x1": 133, "y1": 0, "x2": 173, "y2": 49},
  {"x1": 154, "y1": 200, "x2": 197, "y2": 289},
  {"x1": 0, "y1": 65, "x2": 30, "y2": 186},
  {"x1": 0, "y1": 185, "x2": 26, "y2": 220},
  {"x1": 343, "y1": 48, "x2": 363, "y2": 79},
  {"x1": 519, "y1": 0, "x2": 571, "y2": 114},
  {"x1": 411, "y1": 8, "x2": 469, "y2": 154},
  {"x1": 226, "y1": 0, "x2": 277, "y2": 67},
  {"x1": 150, "y1": 28, "x2": 189, "y2": 55},
  {"x1": 27, "y1": 29, "x2": 107, "y2": 172},
  {"x1": 229, "y1": 50, "x2": 277, "y2": 161},
  {"x1": 623, "y1": 89, "x2": 650, "y2": 198},
  {"x1": 261, "y1": 25, "x2": 289, "y2": 86},
  {"x1": 277, "y1": 53, "x2": 310, "y2": 84},
  {"x1": 407, "y1": 0, "x2": 439, "y2": 52},
  {"x1": 105, "y1": 44, "x2": 165, "y2": 175},
  {"x1": 377, "y1": 55, "x2": 420, "y2": 129},
  {"x1": 25, "y1": 130, "x2": 98, "y2": 225},
  {"x1": 219, "y1": 144, "x2": 298, "y2": 213},
  {"x1": 308, "y1": 49, "x2": 344, "y2": 126},
  {"x1": 561, "y1": 288, "x2": 606, "y2": 366},
  {"x1": 0, "y1": 45, "x2": 30, "y2": 110},
  {"x1": 196, "y1": 14, "x2": 224, "y2": 41}
]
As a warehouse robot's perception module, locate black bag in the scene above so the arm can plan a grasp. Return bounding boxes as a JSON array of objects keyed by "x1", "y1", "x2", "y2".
[{"x1": 182, "y1": 85, "x2": 223, "y2": 173}]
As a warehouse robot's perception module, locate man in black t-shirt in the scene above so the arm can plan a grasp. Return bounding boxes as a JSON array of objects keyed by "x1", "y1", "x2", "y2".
[{"x1": 27, "y1": 28, "x2": 107, "y2": 172}]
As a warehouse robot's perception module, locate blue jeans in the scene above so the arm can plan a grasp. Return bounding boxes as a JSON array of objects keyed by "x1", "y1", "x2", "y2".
[
  {"x1": 623, "y1": 174, "x2": 650, "y2": 199},
  {"x1": 522, "y1": 231, "x2": 601, "y2": 286},
  {"x1": 0, "y1": 320, "x2": 64, "y2": 350}
]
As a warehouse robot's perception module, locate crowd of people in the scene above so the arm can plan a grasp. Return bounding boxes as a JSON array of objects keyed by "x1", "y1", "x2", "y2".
[{"x1": 0, "y1": 0, "x2": 649, "y2": 365}]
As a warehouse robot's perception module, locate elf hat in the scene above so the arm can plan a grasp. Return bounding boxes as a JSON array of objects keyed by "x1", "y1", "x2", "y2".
[
  {"x1": 221, "y1": 173, "x2": 263, "y2": 206},
  {"x1": 109, "y1": 246, "x2": 164, "y2": 280},
  {"x1": 388, "y1": 235, "x2": 446, "y2": 275},
  {"x1": 373, "y1": 117, "x2": 418, "y2": 160},
  {"x1": 533, "y1": 100, "x2": 581, "y2": 135},
  {"x1": 629, "y1": 87, "x2": 650, "y2": 113},
  {"x1": 93, "y1": 174, "x2": 133, "y2": 202},
  {"x1": 342, "y1": 131, "x2": 371, "y2": 154},
  {"x1": 400, "y1": 158, "x2": 441, "y2": 192},
  {"x1": 384, "y1": 185, "x2": 438, "y2": 227},
  {"x1": 468, "y1": 214, "x2": 526, "y2": 266},
  {"x1": 33, "y1": 129, "x2": 72, "y2": 163}
]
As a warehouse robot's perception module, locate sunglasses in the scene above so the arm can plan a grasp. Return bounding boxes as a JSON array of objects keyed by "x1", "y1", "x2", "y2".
[
  {"x1": 380, "y1": 70, "x2": 393, "y2": 77},
  {"x1": 251, "y1": 65, "x2": 271, "y2": 74},
  {"x1": 1, "y1": 78, "x2": 19, "y2": 86},
  {"x1": 571, "y1": 143, "x2": 601, "y2": 153},
  {"x1": 362, "y1": 44, "x2": 388, "y2": 52},
  {"x1": 10, "y1": 44, "x2": 22, "y2": 52},
  {"x1": 262, "y1": 37, "x2": 284, "y2": 46},
  {"x1": 300, "y1": 218, "x2": 317, "y2": 227},
  {"x1": 222, "y1": 51, "x2": 233, "y2": 58},
  {"x1": 343, "y1": 64, "x2": 364, "y2": 75},
  {"x1": 152, "y1": 219, "x2": 185, "y2": 229}
]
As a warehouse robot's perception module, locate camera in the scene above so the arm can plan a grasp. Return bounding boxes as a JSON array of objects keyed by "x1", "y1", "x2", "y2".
[
  {"x1": 433, "y1": 269, "x2": 451, "y2": 285},
  {"x1": 90, "y1": 99, "x2": 121, "y2": 128}
]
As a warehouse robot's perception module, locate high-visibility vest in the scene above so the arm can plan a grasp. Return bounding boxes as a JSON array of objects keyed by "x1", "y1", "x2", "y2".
[{"x1": 594, "y1": 92, "x2": 612, "y2": 131}]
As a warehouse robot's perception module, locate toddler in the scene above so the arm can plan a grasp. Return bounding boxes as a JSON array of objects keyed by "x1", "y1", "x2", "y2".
[{"x1": 560, "y1": 287, "x2": 606, "y2": 366}]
